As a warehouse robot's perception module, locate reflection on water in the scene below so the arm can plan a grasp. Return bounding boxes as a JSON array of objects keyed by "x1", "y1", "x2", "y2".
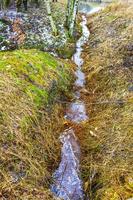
[
  {"x1": 74, "y1": 69, "x2": 85, "y2": 88},
  {"x1": 67, "y1": 15, "x2": 89, "y2": 123},
  {"x1": 78, "y1": 2, "x2": 92, "y2": 14}
]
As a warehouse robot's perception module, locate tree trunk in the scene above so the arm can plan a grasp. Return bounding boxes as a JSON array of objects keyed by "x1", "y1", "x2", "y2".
[
  {"x1": 66, "y1": 0, "x2": 79, "y2": 37},
  {"x1": 45, "y1": 0, "x2": 57, "y2": 36},
  {"x1": 0, "y1": 0, "x2": 11, "y2": 9},
  {"x1": 66, "y1": 0, "x2": 71, "y2": 27},
  {"x1": 0, "y1": 0, "x2": 4, "y2": 10}
]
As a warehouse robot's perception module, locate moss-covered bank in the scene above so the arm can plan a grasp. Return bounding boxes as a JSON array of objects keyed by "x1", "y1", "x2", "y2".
[
  {"x1": 78, "y1": 1, "x2": 133, "y2": 200},
  {"x1": 0, "y1": 49, "x2": 74, "y2": 199}
]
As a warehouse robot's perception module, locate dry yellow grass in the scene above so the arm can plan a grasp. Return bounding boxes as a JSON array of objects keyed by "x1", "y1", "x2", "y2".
[
  {"x1": 0, "y1": 49, "x2": 74, "y2": 199},
  {"x1": 78, "y1": 1, "x2": 133, "y2": 200},
  {"x1": 0, "y1": 1, "x2": 133, "y2": 199}
]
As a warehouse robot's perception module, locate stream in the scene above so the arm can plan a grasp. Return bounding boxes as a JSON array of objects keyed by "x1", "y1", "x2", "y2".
[
  {"x1": 51, "y1": 15, "x2": 90, "y2": 200},
  {"x1": 50, "y1": 3, "x2": 104, "y2": 198}
]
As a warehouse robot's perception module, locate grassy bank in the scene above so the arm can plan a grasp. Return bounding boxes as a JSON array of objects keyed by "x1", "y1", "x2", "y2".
[
  {"x1": 80, "y1": 1, "x2": 133, "y2": 199},
  {"x1": 0, "y1": 49, "x2": 74, "y2": 199}
]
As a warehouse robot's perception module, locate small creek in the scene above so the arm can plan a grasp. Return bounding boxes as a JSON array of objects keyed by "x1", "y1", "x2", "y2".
[
  {"x1": 50, "y1": 2, "x2": 106, "y2": 199},
  {"x1": 51, "y1": 4, "x2": 104, "y2": 198},
  {"x1": 51, "y1": 15, "x2": 90, "y2": 200},
  {"x1": 66, "y1": 15, "x2": 90, "y2": 124}
]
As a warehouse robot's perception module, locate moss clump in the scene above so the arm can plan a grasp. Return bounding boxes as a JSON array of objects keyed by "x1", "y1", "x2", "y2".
[
  {"x1": 80, "y1": 1, "x2": 133, "y2": 200},
  {"x1": 0, "y1": 49, "x2": 74, "y2": 199},
  {"x1": 57, "y1": 44, "x2": 75, "y2": 59}
]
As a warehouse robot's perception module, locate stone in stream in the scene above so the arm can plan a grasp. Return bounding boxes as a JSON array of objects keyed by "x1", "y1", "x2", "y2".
[{"x1": 51, "y1": 128, "x2": 84, "y2": 200}]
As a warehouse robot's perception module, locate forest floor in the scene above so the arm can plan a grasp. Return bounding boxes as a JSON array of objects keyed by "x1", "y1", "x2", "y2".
[
  {"x1": 0, "y1": 2, "x2": 77, "y2": 199},
  {"x1": 0, "y1": 2, "x2": 76, "y2": 56}
]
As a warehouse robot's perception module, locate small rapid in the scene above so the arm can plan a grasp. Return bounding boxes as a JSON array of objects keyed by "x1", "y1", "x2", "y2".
[{"x1": 51, "y1": 15, "x2": 90, "y2": 200}]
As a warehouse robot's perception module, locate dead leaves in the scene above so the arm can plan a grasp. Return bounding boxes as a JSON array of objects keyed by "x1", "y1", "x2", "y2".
[{"x1": 12, "y1": 18, "x2": 26, "y2": 45}]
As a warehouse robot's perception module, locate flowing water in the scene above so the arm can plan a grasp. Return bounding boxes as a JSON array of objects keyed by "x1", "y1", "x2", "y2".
[
  {"x1": 0, "y1": 3, "x2": 107, "y2": 199},
  {"x1": 78, "y1": 1, "x2": 107, "y2": 14},
  {"x1": 0, "y1": 2, "x2": 110, "y2": 199},
  {"x1": 51, "y1": 3, "x2": 104, "y2": 200},
  {"x1": 51, "y1": 15, "x2": 90, "y2": 200}
]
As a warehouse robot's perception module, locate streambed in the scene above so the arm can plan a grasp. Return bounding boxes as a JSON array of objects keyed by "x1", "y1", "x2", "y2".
[
  {"x1": 51, "y1": 14, "x2": 90, "y2": 200},
  {"x1": 51, "y1": 2, "x2": 104, "y2": 199}
]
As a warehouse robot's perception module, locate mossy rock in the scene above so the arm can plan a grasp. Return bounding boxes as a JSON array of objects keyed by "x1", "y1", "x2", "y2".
[{"x1": 57, "y1": 44, "x2": 75, "y2": 59}]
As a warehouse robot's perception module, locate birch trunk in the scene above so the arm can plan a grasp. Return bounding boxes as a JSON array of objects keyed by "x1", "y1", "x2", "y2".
[
  {"x1": 0, "y1": 0, "x2": 4, "y2": 10},
  {"x1": 69, "y1": 0, "x2": 79, "y2": 36},
  {"x1": 0, "y1": 0, "x2": 10, "y2": 9},
  {"x1": 66, "y1": 0, "x2": 79, "y2": 37},
  {"x1": 66, "y1": 0, "x2": 71, "y2": 27},
  {"x1": 45, "y1": 0, "x2": 57, "y2": 36}
]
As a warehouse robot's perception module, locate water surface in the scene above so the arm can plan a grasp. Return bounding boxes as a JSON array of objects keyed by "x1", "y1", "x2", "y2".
[
  {"x1": 51, "y1": 3, "x2": 103, "y2": 200},
  {"x1": 51, "y1": 15, "x2": 90, "y2": 200}
]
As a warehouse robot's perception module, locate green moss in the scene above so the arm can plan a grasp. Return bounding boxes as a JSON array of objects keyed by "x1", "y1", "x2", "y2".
[
  {"x1": 57, "y1": 44, "x2": 75, "y2": 59},
  {"x1": 0, "y1": 49, "x2": 72, "y2": 108}
]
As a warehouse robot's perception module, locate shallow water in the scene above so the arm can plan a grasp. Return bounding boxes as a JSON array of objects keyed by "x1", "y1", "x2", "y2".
[
  {"x1": 51, "y1": 128, "x2": 83, "y2": 200},
  {"x1": 51, "y1": 15, "x2": 90, "y2": 200},
  {"x1": 51, "y1": 3, "x2": 104, "y2": 199},
  {"x1": 66, "y1": 101, "x2": 88, "y2": 123},
  {"x1": 79, "y1": 1, "x2": 105, "y2": 14},
  {"x1": 66, "y1": 15, "x2": 90, "y2": 123},
  {"x1": 74, "y1": 69, "x2": 85, "y2": 88}
]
